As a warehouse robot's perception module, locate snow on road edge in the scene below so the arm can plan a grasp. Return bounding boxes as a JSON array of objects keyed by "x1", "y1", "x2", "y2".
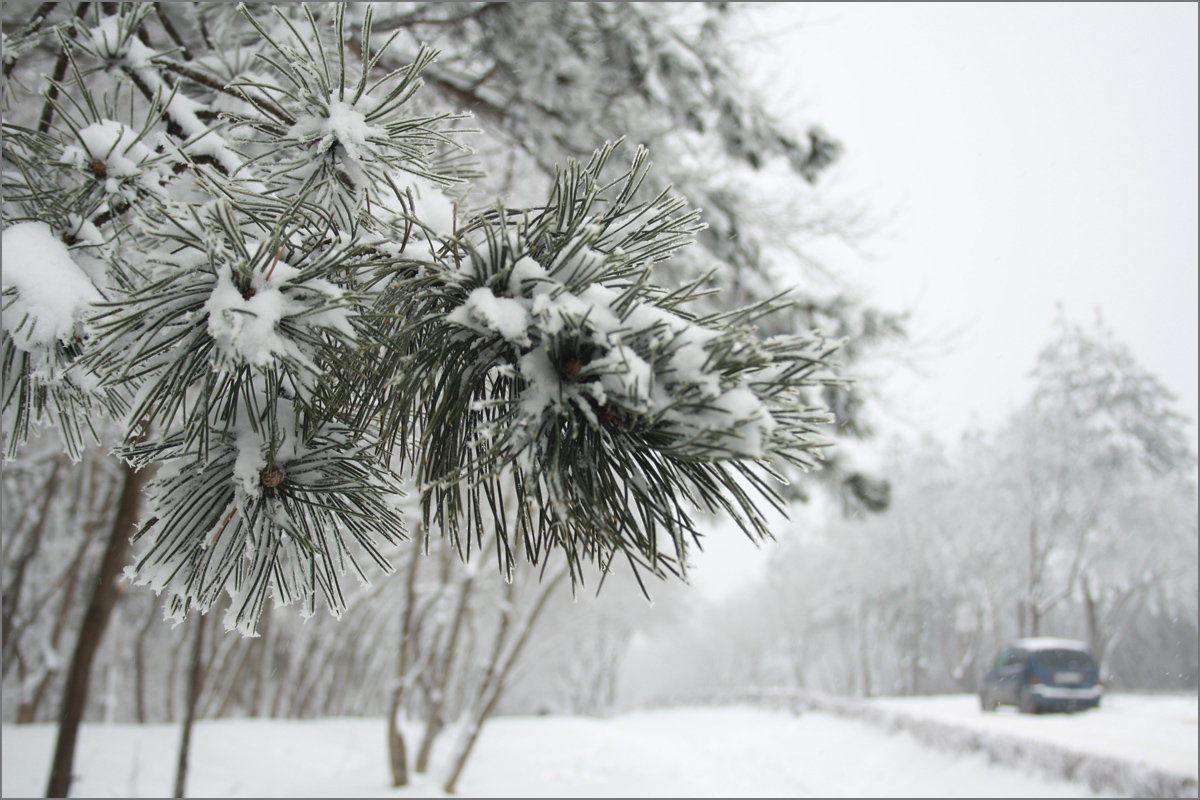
[{"x1": 732, "y1": 690, "x2": 1197, "y2": 798}]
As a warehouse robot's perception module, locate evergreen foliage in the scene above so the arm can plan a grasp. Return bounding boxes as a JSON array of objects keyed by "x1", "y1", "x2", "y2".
[{"x1": 2, "y1": 2, "x2": 846, "y2": 633}]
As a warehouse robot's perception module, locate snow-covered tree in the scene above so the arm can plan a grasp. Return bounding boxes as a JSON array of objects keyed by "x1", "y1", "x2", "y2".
[
  {"x1": 996, "y1": 310, "x2": 1196, "y2": 652},
  {"x1": 4, "y1": 0, "x2": 842, "y2": 633},
  {"x1": 3, "y1": 2, "x2": 859, "y2": 794}
]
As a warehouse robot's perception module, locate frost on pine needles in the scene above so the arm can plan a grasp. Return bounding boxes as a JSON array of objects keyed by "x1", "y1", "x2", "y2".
[
  {"x1": 1, "y1": 221, "x2": 119, "y2": 460},
  {"x1": 129, "y1": 410, "x2": 405, "y2": 637},
  {"x1": 391, "y1": 143, "x2": 842, "y2": 584},
  {"x1": 2, "y1": 2, "x2": 844, "y2": 632}
]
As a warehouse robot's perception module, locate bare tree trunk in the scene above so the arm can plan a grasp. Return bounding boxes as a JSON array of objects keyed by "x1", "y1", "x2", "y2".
[
  {"x1": 442, "y1": 568, "x2": 566, "y2": 795},
  {"x1": 16, "y1": 534, "x2": 95, "y2": 724},
  {"x1": 165, "y1": 625, "x2": 190, "y2": 723},
  {"x1": 201, "y1": 613, "x2": 255, "y2": 719},
  {"x1": 173, "y1": 612, "x2": 209, "y2": 798},
  {"x1": 389, "y1": 529, "x2": 425, "y2": 787},
  {"x1": 291, "y1": 619, "x2": 359, "y2": 718},
  {"x1": 387, "y1": 679, "x2": 412, "y2": 786},
  {"x1": 18, "y1": 467, "x2": 122, "y2": 724},
  {"x1": 209, "y1": 636, "x2": 255, "y2": 719},
  {"x1": 599, "y1": 633, "x2": 621, "y2": 712},
  {"x1": 284, "y1": 635, "x2": 324, "y2": 718},
  {"x1": 415, "y1": 571, "x2": 474, "y2": 774},
  {"x1": 1025, "y1": 516, "x2": 1041, "y2": 637},
  {"x1": 133, "y1": 600, "x2": 160, "y2": 723},
  {"x1": 1082, "y1": 573, "x2": 1151, "y2": 672},
  {"x1": 45, "y1": 460, "x2": 150, "y2": 798},
  {"x1": 1, "y1": 454, "x2": 65, "y2": 676},
  {"x1": 1083, "y1": 575, "x2": 1099, "y2": 658}
]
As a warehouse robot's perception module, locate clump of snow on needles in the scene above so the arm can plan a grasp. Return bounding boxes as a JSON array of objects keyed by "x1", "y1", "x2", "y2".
[
  {"x1": 2, "y1": 221, "x2": 100, "y2": 351},
  {"x1": 286, "y1": 92, "x2": 387, "y2": 194},
  {"x1": 88, "y1": 13, "x2": 157, "y2": 69},
  {"x1": 447, "y1": 288, "x2": 532, "y2": 348},
  {"x1": 205, "y1": 264, "x2": 295, "y2": 368},
  {"x1": 204, "y1": 254, "x2": 352, "y2": 372},
  {"x1": 61, "y1": 120, "x2": 162, "y2": 188},
  {"x1": 446, "y1": 236, "x2": 781, "y2": 459},
  {"x1": 288, "y1": 96, "x2": 384, "y2": 163}
]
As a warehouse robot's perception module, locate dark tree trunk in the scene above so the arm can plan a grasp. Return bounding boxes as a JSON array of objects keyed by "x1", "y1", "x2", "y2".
[
  {"x1": 173, "y1": 613, "x2": 209, "y2": 798},
  {"x1": 387, "y1": 709, "x2": 410, "y2": 789},
  {"x1": 45, "y1": 460, "x2": 150, "y2": 798}
]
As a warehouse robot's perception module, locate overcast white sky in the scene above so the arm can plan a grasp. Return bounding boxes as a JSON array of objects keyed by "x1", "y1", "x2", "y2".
[
  {"x1": 692, "y1": 2, "x2": 1198, "y2": 600},
  {"x1": 737, "y1": 2, "x2": 1198, "y2": 450}
]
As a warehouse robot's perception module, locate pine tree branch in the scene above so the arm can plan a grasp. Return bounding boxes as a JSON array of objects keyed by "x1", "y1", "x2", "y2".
[
  {"x1": 158, "y1": 58, "x2": 293, "y2": 125},
  {"x1": 36, "y1": 3, "x2": 89, "y2": 134},
  {"x1": 151, "y1": 1, "x2": 192, "y2": 61},
  {"x1": 2, "y1": 1, "x2": 60, "y2": 78},
  {"x1": 368, "y1": 2, "x2": 507, "y2": 33}
]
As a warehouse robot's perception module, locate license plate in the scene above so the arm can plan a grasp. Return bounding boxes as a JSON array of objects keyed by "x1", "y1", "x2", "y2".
[{"x1": 1054, "y1": 671, "x2": 1083, "y2": 683}]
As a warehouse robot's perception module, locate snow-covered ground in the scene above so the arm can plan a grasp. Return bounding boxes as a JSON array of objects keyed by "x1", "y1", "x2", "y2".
[
  {"x1": 2, "y1": 695, "x2": 1195, "y2": 798},
  {"x1": 867, "y1": 692, "x2": 1197, "y2": 777}
]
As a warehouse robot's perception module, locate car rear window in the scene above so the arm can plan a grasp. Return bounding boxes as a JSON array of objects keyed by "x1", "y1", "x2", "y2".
[{"x1": 1033, "y1": 648, "x2": 1095, "y2": 671}]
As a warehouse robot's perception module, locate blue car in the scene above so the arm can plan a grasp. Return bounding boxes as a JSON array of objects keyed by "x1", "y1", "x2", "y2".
[{"x1": 980, "y1": 637, "x2": 1103, "y2": 713}]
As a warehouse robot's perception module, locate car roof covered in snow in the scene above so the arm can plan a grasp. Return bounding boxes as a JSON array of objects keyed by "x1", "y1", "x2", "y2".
[{"x1": 1010, "y1": 637, "x2": 1091, "y2": 652}]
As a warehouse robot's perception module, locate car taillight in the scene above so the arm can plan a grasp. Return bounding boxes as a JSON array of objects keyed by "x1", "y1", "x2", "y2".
[{"x1": 1030, "y1": 675, "x2": 1041, "y2": 684}]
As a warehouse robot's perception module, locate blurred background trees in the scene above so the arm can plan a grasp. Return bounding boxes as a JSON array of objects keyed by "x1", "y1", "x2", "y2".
[{"x1": 618, "y1": 311, "x2": 1197, "y2": 704}]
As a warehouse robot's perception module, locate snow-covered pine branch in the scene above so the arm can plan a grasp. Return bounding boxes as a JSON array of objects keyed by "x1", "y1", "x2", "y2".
[
  {"x1": 386, "y1": 141, "x2": 843, "y2": 585},
  {"x1": 2, "y1": 2, "x2": 843, "y2": 634}
]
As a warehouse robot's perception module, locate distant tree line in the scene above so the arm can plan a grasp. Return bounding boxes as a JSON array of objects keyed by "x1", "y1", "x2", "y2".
[{"x1": 612, "y1": 312, "x2": 1197, "y2": 704}]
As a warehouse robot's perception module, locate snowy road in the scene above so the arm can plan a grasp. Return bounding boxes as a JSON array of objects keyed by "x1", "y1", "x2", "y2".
[
  {"x1": 2, "y1": 694, "x2": 1195, "y2": 797},
  {"x1": 866, "y1": 692, "x2": 1197, "y2": 778}
]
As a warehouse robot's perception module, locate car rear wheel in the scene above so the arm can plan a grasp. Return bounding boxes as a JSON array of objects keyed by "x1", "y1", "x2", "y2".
[
  {"x1": 980, "y1": 691, "x2": 998, "y2": 711},
  {"x1": 1018, "y1": 688, "x2": 1038, "y2": 714}
]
